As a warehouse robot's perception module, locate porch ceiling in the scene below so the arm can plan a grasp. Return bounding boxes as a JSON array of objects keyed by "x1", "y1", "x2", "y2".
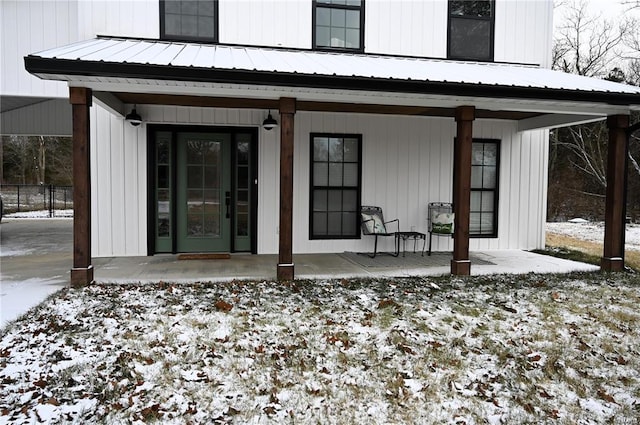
[{"x1": 24, "y1": 37, "x2": 640, "y2": 129}]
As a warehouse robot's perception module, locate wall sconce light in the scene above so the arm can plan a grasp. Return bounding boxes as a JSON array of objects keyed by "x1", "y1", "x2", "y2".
[
  {"x1": 125, "y1": 106, "x2": 142, "y2": 127},
  {"x1": 262, "y1": 111, "x2": 278, "y2": 131}
]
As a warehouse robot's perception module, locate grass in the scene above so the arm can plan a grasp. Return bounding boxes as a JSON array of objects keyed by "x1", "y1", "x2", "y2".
[
  {"x1": 536, "y1": 232, "x2": 640, "y2": 271},
  {"x1": 1, "y1": 273, "x2": 640, "y2": 424}
]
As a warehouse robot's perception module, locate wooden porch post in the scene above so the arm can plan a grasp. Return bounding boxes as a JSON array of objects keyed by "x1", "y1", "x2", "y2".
[
  {"x1": 601, "y1": 114, "x2": 630, "y2": 272},
  {"x1": 277, "y1": 97, "x2": 296, "y2": 280},
  {"x1": 69, "y1": 87, "x2": 94, "y2": 287},
  {"x1": 451, "y1": 106, "x2": 475, "y2": 276}
]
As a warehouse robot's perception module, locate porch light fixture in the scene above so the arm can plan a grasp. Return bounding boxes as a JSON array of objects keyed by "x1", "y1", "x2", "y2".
[
  {"x1": 125, "y1": 106, "x2": 142, "y2": 127},
  {"x1": 262, "y1": 111, "x2": 278, "y2": 130}
]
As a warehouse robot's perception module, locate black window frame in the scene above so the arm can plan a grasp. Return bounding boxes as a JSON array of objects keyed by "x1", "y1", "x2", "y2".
[
  {"x1": 312, "y1": 0, "x2": 365, "y2": 53},
  {"x1": 470, "y1": 138, "x2": 500, "y2": 238},
  {"x1": 160, "y1": 0, "x2": 219, "y2": 43},
  {"x1": 447, "y1": 0, "x2": 495, "y2": 62},
  {"x1": 309, "y1": 133, "x2": 363, "y2": 240}
]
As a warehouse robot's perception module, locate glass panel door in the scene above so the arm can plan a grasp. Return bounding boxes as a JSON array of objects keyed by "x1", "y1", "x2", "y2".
[
  {"x1": 154, "y1": 131, "x2": 173, "y2": 252},
  {"x1": 234, "y1": 134, "x2": 252, "y2": 251},
  {"x1": 176, "y1": 133, "x2": 231, "y2": 252}
]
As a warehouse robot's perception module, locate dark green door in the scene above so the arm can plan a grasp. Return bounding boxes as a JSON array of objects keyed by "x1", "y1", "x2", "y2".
[
  {"x1": 152, "y1": 128, "x2": 257, "y2": 254},
  {"x1": 176, "y1": 133, "x2": 231, "y2": 253}
]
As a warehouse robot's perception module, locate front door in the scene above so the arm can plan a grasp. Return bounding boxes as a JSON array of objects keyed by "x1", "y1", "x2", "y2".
[
  {"x1": 150, "y1": 127, "x2": 257, "y2": 254},
  {"x1": 177, "y1": 132, "x2": 230, "y2": 252}
]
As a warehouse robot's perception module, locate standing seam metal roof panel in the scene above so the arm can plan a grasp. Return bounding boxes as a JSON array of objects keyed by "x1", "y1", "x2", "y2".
[{"x1": 26, "y1": 37, "x2": 640, "y2": 96}]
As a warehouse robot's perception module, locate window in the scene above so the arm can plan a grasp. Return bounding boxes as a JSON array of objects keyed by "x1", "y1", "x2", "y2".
[
  {"x1": 470, "y1": 140, "x2": 499, "y2": 237},
  {"x1": 448, "y1": 0, "x2": 495, "y2": 61},
  {"x1": 313, "y1": 0, "x2": 364, "y2": 52},
  {"x1": 310, "y1": 134, "x2": 362, "y2": 239},
  {"x1": 160, "y1": 0, "x2": 218, "y2": 42}
]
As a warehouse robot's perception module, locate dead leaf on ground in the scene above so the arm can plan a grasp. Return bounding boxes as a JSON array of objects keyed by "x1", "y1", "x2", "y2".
[
  {"x1": 215, "y1": 299, "x2": 233, "y2": 312},
  {"x1": 501, "y1": 304, "x2": 518, "y2": 314},
  {"x1": 33, "y1": 379, "x2": 47, "y2": 388},
  {"x1": 44, "y1": 397, "x2": 60, "y2": 406},
  {"x1": 597, "y1": 388, "x2": 617, "y2": 404},
  {"x1": 397, "y1": 344, "x2": 416, "y2": 355},
  {"x1": 528, "y1": 354, "x2": 542, "y2": 362},
  {"x1": 539, "y1": 388, "x2": 554, "y2": 399},
  {"x1": 428, "y1": 341, "x2": 443, "y2": 349},
  {"x1": 378, "y1": 299, "x2": 398, "y2": 309}
]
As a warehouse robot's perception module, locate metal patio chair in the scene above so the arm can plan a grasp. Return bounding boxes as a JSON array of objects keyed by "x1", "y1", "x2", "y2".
[
  {"x1": 360, "y1": 206, "x2": 399, "y2": 258},
  {"x1": 427, "y1": 202, "x2": 454, "y2": 256}
]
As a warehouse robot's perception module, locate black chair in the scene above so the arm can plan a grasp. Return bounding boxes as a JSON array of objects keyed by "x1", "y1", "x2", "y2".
[
  {"x1": 360, "y1": 206, "x2": 399, "y2": 258},
  {"x1": 427, "y1": 202, "x2": 454, "y2": 256}
]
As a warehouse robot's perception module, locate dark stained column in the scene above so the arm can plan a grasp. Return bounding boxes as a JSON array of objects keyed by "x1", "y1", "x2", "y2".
[
  {"x1": 69, "y1": 87, "x2": 94, "y2": 287},
  {"x1": 451, "y1": 106, "x2": 475, "y2": 276},
  {"x1": 277, "y1": 97, "x2": 296, "y2": 280},
  {"x1": 601, "y1": 114, "x2": 630, "y2": 272}
]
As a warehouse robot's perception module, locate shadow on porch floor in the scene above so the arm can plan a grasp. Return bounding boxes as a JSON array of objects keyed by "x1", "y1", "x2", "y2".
[{"x1": 92, "y1": 250, "x2": 598, "y2": 283}]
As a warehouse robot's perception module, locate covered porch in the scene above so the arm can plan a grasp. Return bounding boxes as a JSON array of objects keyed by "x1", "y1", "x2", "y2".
[
  {"x1": 23, "y1": 38, "x2": 640, "y2": 286},
  {"x1": 92, "y1": 250, "x2": 598, "y2": 283}
]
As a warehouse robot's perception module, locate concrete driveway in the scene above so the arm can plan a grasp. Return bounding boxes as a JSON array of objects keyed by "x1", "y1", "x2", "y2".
[{"x1": 0, "y1": 218, "x2": 72, "y2": 328}]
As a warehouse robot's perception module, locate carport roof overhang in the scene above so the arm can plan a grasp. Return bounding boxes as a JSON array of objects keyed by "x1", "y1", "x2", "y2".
[{"x1": 24, "y1": 37, "x2": 640, "y2": 129}]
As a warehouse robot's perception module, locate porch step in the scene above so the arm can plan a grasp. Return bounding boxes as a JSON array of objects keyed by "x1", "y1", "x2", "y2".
[{"x1": 177, "y1": 253, "x2": 231, "y2": 260}]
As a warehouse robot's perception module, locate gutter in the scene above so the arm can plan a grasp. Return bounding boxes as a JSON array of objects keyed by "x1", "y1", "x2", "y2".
[{"x1": 24, "y1": 56, "x2": 640, "y2": 107}]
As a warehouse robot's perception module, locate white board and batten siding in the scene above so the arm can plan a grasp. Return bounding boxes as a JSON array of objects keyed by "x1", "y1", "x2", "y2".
[
  {"x1": 1, "y1": 0, "x2": 158, "y2": 98},
  {"x1": 1, "y1": 0, "x2": 78, "y2": 98},
  {"x1": 90, "y1": 104, "x2": 147, "y2": 257},
  {"x1": 292, "y1": 112, "x2": 549, "y2": 255},
  {"x1": 90, "y1": 105, "x2": 548, "y2": 257},
  {"x1": 2, "y1": 0, "x2": 554, "y2": 101},
  {"x1": 90, "y1": 104, "x2": 279, "y2": 257},
  {"x1": 221, "y1": 0, "x2": 553, "y2": 67}
]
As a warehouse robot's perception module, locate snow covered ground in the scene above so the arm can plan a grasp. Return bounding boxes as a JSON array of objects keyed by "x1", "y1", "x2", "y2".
[
  {"x1": 1, "y1": 217, "x2": 638, "y2": 423},
  {"x1": 546, "y1": 221, "x2": 640, "y2": 251},
  {"x1": 1, "y1": 274, "x2": 638, "y2": 424},
  {"x1": 3, "y1": 209, "x2": 73, "y2": 219}
]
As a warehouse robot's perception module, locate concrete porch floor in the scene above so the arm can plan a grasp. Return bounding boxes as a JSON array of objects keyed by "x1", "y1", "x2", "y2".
[{"x1": 93, "y1": 250, "x2": 599, "y2": 283}]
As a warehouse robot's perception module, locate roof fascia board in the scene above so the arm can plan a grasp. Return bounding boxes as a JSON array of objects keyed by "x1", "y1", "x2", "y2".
[
  {"x1": 517, "y1": 113, "x2": 606, "y2": 131},
  {"x1": 25, "y1": 56, "x2": 640, "y2": 107},
  {"x1": 51, "y1": 78, "x2": 634, "y2": 118}
]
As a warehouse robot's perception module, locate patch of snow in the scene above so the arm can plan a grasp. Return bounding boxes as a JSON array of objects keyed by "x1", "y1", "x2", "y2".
[
  {"x1": 0, "y1": 247, "x2": 34, "y2": 257},
  {"x1": 3, "y1": 209, "x2": 73, "y2": 219},
  {"x1": 547, "y1": 221, "x2": 640, "y2": 251},
  {"x1": 0, "y1": 277, "x2": 66, "y2": 329},
  {"x1": 568, "y1": 218, "x2": 589, "y2": 223}
]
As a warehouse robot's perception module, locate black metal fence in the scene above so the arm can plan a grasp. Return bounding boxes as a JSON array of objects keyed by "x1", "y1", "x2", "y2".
[{"x1": 0, "y1": 184, "x2": 73, "y2": 217}]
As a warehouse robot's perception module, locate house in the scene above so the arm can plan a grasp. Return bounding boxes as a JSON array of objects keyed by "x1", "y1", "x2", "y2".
[{"x1": 1, "y1": 0, "x2": 638, "y2": 285}]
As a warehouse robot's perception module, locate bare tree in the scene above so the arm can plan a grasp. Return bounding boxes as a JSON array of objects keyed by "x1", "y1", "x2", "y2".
[
  {"x1": 622, "y1": 0, "x2": 640, "y2": 10},
  {"x1": 553, "y1": 0, "x2": 632, "y2": 77},
  {"x1": 549, "y1": 0, "x2": 640, "y2": 219}
]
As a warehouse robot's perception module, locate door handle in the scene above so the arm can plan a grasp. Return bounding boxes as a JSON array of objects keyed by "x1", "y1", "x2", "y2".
[{"x1": 225, "y1": 191, "x2": 231, "y2": 219}]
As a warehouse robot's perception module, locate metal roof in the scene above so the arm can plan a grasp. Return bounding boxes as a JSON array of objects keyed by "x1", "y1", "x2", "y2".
[{"x1": 25, "y1": 37, "x2": 640, "y2": 107}]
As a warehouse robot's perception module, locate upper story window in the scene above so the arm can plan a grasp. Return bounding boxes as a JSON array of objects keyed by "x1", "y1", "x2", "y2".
[
  {"x1": 160, "y1": 0, "x2": 218, "y2": 42},
  {"x1": 448, "y1": 0, "x2": 495, "y2": 61},
  {"x1": 313, "y1": 0, "x2": 365, "y2": 52}
]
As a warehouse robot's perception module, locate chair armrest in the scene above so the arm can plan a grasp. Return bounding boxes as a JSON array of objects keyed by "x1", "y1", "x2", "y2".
[{"x1": 385, "y1": 218, "x2": 399, "y2": 233}]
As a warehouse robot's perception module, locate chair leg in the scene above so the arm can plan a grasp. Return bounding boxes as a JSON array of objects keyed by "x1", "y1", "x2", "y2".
[
  {"x1": 368, "y1": 235, "x2": 379, "y2": 258},
  {"x1": 428, "y1": 232, "x2": 432, "y2": 256}
]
